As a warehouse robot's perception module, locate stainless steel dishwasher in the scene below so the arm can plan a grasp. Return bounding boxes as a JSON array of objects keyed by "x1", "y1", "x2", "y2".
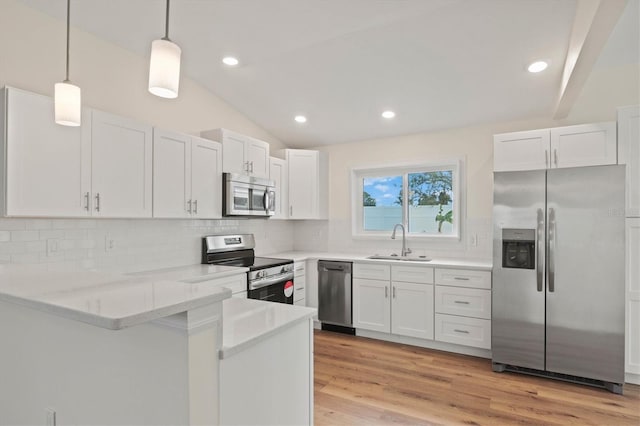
[{"x1": 318, "y1": 260, "x2": 354, "y2": 333}]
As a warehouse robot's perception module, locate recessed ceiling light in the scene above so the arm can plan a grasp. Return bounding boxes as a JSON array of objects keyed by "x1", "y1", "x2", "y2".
[
  {"x1": 294, "y1": 115, "x2": 307, "y2": 123},
  {"x1": 382, "y1": 110, "x2": 396, "y2": 119},
  {"x1": 222, "y1": 56, "x2": 239, "y2": 66},
  {"x1": 527, "y1": 61, "x2": 548, "y2": 73}
]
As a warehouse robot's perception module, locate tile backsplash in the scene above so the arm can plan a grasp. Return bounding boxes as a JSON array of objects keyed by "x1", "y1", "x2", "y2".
[{"x1": 0, "y1": 218, "x2": 294, "y2": 273}]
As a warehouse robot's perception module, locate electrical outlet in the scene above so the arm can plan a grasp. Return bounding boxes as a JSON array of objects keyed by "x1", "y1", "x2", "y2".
[
  {"x1": 46, "y1": 239, "x2": 59, "y2": 256},
  {"x1": 469, "y1": 234, "x2": 478, "y2": 247},
  {"x1": 105, "y1": 235, "x2": 116, "y2": 252},
  {"x1": 45, "y1": 408, "x2": 56, "y2": 426}
]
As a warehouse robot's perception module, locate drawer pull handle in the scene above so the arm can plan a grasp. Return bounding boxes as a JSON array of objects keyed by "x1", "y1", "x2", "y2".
[
  {"x1": 454, "y1": 300, "x2": 470, "y2": 304},
  {"x1": 454, "y1": 277, "x2": 470, "y2": 281},
  {"x1": 454, "y1": 329, "x2": 469, "y2": 334}
]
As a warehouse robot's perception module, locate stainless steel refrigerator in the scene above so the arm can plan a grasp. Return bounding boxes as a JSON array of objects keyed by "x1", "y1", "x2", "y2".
[{"x1": 492, "y1": 164, "x2": 625, "y2": 394}]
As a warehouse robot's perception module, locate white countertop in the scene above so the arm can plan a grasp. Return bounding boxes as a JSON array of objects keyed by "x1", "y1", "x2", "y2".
[
  {"x1": 0, "y1": 265, "x2": 246, "y2": 330},
  {"x1": 128, "y1": 263, "x2": 248, "y2": 283},
  {"x1": 266, "y1": 251, "x2": 493, "y2": 271},
  {"x1": 220, "y1": 298, "x2": 316, "y2": 359}
]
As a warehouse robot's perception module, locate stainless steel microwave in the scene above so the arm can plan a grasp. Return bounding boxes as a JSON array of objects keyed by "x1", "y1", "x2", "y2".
[{"x1": 223, "y1": 173, "x2": 276, "y2": 217}]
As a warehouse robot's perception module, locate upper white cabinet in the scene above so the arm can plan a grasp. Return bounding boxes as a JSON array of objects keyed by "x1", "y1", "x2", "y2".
[
  {"x1": 618, "y1": 105, "x2": 640, "y2": 218},
  {"x1": 494, "y1": 122, "x2": 617, "y2": 172},
  {"x1": 1, "y1": 87, "x2": 92, "y2": 217},
  {"x1": 279, "y1": 149, "x2": 328, "y2": 220},
  {"x1": 201, "y1": 128, "x2": 269, "y2": 179},
  {"x1": 153, "y1": 129, "x2": 222, "y2": 219},
  {"x1": 269, "y1": 157, "x2": 288, "y2": 219},
  {"x1": 91, "y1": 111, "x2": 153, "y2": 218},
  {"x1": 1, "y1": 87, "x2": 152, "y2": 218}
]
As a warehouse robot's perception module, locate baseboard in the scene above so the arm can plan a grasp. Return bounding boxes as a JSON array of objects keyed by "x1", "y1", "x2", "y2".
[
  {"x1": 626, "y1": 372, "x2": 640, "y2": 385},
  {"x1": 355, "y1": 329, "x2": 492, "y2": 359}
]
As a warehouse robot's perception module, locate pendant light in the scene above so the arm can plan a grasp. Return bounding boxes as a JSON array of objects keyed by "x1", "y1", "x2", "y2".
[
  {"x1": 148, "y1": 0, "x2": 181, "y2": 98},
  {"x1": 54, "y1": 0, "x2": 81, "y2": 127}
]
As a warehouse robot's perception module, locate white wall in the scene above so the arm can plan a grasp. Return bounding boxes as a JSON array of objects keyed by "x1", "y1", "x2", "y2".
[
  {"x1": 0, "y1": 1, "x2": 295, "y2": 272},
  {"x1": 295, "y1": 62, "x2": 640, "y2": 260}
]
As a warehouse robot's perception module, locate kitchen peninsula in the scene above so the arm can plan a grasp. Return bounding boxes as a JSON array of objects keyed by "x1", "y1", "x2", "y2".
[{"x1": 0, "y1": 265, "x2": 315, "y2": 425}]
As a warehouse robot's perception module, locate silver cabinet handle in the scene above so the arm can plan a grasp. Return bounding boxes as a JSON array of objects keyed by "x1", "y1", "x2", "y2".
[
  {"x1": 536, "y1": 208, "x2": 544, "y2": 292},
  {"x1": 385, "y1": 286, "x2": 388, "y2": 298},
  {"x1": 548, "y1": 207, "x2": 556, "y2": 292},
  {"x1": 454, "y1": 277, "x2": 470, "y2": 281},
  {"x1": 84, "y1": 192, "x2": 90, "y2": 211},
  {"x1": 553, "y1": 148, "x2": 558, "y2": 166},
  {"x1": 95, "y1": 193, "x2": 100, "y2": 212},
  {"x1": 187, "y1": 199, "x2": 192, "y2": 214},
  {"x1": 193, "y1": 199, "x2": 198, "y2": 214},
  {"x1": 454, "y1": 300, "x2": 470, "y2": 305},
  {"x1": 454, "y1": 329, "x2": 469, "y2": 334},
  {"x1": 244, "y1": 161, "x2": 249, "y2": 173},
  {"x1": 392, "y1": 286, "x2": 396, "y2": 298},
  {"x1": 250, "y1": 161, "x2": 254, "y2": 173}
]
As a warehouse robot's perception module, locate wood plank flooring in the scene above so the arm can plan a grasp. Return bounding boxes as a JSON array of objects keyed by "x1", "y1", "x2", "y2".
[{"x1": 314, "y1": 330, "x2": 640, "y2": 425}]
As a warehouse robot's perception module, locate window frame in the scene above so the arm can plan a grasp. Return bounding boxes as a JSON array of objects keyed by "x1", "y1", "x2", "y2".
[{"x1": 351, "y1": 159, "x2": 463, "y2": 240}]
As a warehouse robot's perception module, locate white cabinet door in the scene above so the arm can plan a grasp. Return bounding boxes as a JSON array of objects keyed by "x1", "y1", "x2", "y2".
[
  {"x1": 191, "y1": 137, "x2": 222, "y2": 219},
  {"x1": 618, "y1": 106, "x2": 640, "y2": 217},
  {"x1": 550, "y1": 122, "x2": 616, "y2": 169},
  {"x1": 305, "y1": 259, "x2": 318, "y2": 311},
  {"x1": 269, "y1": 157, "x2": 288, "y2": 219},
  {"x1": 3, "y1": 87, "x2": 91, "y2": 217},
  {"x1": 152, "y1": 129, "x2": 191, "y2": 218},
  {"x1": 493, "y1": 129, "x2": 550, "y2": 172},
  {"x1": 91, "y1": 110, "x2": 152, "y2": 218},
  {"x1": 353, "y1": 278, "x2": 390, "y2": 333},
  {"x1": 246, "y1": 137, "x2": 270, "y2": 179},
  {"x1": 391, "y1": 282, "x2": 434, "y2": 339},
  {"x1": 626, "y1": 218, "x2": 640, "y2": 378},
  {"x1": 221, "y1": 132, "x2": 246, "y2": 175},
  {"x1": 288, "y1": 150, "x2": 319, "y2": 219}
]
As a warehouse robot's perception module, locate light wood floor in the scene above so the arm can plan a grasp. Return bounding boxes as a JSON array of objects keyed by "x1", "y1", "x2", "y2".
[{"x1": 314, "y1": 330, "x2": 640, "y2": 425}]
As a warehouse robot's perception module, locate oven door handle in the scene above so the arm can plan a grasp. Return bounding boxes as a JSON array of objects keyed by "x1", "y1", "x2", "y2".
[{"x1": 249, "y1": 272, "x2": 294, "y2": 290}]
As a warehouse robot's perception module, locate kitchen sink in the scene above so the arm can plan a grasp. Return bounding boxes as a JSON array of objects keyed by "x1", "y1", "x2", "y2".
[{"x1": 366, "y1": 254, "x2": 431, "y2": 262}]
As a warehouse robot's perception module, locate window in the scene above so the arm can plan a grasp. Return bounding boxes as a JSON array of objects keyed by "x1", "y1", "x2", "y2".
[{"x1": 352, "y1": 161, "x2": 461, "y2": 238}]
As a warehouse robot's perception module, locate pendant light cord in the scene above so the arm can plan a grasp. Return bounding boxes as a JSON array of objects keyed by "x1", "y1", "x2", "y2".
[
  {"x1": 164, "y1": 0, "x2": 170, "y2": 40},
  {"x1": 65, "y1": 0, "x2": 70, "y2": 82}
]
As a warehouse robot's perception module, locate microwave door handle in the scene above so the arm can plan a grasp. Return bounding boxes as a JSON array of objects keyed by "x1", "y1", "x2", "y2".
[{"x1": 263, "y1": 191, "x2": 270, "y2": 214}]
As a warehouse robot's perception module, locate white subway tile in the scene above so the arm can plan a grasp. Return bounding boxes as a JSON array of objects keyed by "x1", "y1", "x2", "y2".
[
  {"x1": 51, "y1": 219, "x2": 78, "y2": 229},
  {"x1": 25, "y1": 219, "x2": 53, "y2": 230},
  {"x1": 39, "y1": 230, "x2": 65, "y2": 240},
  {"x1": 0, "y1": 231, "x2": 10, "y2": 242},
  {"x1": 0, "y1": 219, "x2": 26, "y2": 231},
  {"x1": 11, "y1": 230, "x2": 40, "y2": 242},
  {"x1": 25, "y1": 241, "x2": 47, "y2": 253},
  {"x1": 11, "y1": 252, "x2": 41, "y2": 264}
]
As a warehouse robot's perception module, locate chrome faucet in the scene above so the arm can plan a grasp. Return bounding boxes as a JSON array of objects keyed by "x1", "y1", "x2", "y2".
[{"x1": 391, "y1": 224, "x2": 411, "y2": 257}]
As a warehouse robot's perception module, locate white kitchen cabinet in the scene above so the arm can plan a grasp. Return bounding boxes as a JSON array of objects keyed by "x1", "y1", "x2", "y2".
[
  {"x1": 280, "y1": 149, "x2": 328, "y2": 219},
  {"x1": 618, "y1": 105, "x2": 640, "y2": 217},
  {"x1": 434, "y1": 267, "x2": 491, "y2": 349},
  {"x1": 353, "y1": 277, "x2": 391, "y2": 333},
  {"x1": 153, "y1": 129, "x2": 222, "y2": 219},
  {"x1": 269, "y1": 157, "x2": 288, "y2": 219},
  {"x1": 626, "y1": 218, "x2": 640, "y2": 384},
  {"x1": 1, "y1": 87, "x2": 92, "y2": 217},
  {"x1": 353, "y1": 263, "x2": 434, "y2": 339},
  {"x1": 494, "y1": 122, "x2": 616, "y2": 172},
  {"x1": 294, "y1": 261, "x2": 306, "y2": 306},
  {"x1": 91, "y1": 110, "x2": 153, "y2": 218},
  {"x1": 201, "y1": 128, "x2": 269, "y2": 179}
]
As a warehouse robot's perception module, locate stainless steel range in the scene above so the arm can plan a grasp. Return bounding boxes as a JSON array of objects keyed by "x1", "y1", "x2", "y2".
[{"x1": 201, "y1": 234, "x2": 294, "y2": 304}]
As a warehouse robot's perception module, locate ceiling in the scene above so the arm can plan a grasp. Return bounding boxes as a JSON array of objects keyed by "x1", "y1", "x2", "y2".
[{"x1": 18, "y1": 0, "x2": 640, "y2": 148}]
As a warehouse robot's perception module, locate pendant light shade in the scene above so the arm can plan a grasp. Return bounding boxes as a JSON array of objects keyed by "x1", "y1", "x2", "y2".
[
  {"x1": 149, "y1": 0, "x2": 181, "y2": 99},
  {"x1": 148, "y1": 39, "x2": 181, "y2": 98},
  {"x1": 55, "y1": 0, "x2": 81, "y2": 127},
  {"x1": 55, "y1": 81, "x2": 81, "y2": 126}
]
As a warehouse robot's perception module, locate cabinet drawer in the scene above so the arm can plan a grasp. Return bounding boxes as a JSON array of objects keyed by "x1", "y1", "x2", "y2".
[
  {"x1": 294, "y1": 286, "x2": 306, "y2": 302},
  {"x1": 294, "y1": 297, "x2": 306, "y2": 306},
  {"x1": 295, "y1": 275, "x2": 306, "y2": 290},
  {"x1": 391, "y1": 265, "x2": 433, "y2": 284},
  {"x1": 435, "y1": 268, "x2": 491, "y2": 289},
  {"x1": 435, "y1": 314, "x2": 491, "y2": 349},
  {"x1": 435, "y1": 286, "x2": 491, "y2": 319},
  {"x1": 294, "y1": 262, "x2": 306, "y2": 277},
  {"x1": 354, "y1": 263, "x2": 390, "y2": 280}
]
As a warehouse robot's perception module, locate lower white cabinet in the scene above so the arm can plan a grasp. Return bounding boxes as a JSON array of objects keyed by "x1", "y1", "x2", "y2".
[
  {"x1": 434, "y1": 268, "x2": 492, "y2": 350},
  {"x1": 294, "y1": 261, "x2": 306, "y2": 306},
  {"x1": 353, "y1": 263, "x2": 434, "y2": 339},
  {"x1": 626, "y1": 218, "x2": 640, "y2": 381}
]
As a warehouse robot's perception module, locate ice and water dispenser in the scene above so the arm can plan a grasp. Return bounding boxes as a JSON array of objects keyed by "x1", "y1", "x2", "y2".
[{"x1": 501, "y1": 229, "x2": 535, "y2": 269}]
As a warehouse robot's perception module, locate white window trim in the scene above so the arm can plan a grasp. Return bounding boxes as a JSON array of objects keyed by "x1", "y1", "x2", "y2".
[{"x1": 350, "y1": 159, "x2": 463, "y2": 241}]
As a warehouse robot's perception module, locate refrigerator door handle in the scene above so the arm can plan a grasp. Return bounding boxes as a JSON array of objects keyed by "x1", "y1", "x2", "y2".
[
  {"x1": 537, "y1": 208, "x2": 544, "y2": 292},
  {"x1": 548, "y1": 207, "x2": 555, "y2": 292}
]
